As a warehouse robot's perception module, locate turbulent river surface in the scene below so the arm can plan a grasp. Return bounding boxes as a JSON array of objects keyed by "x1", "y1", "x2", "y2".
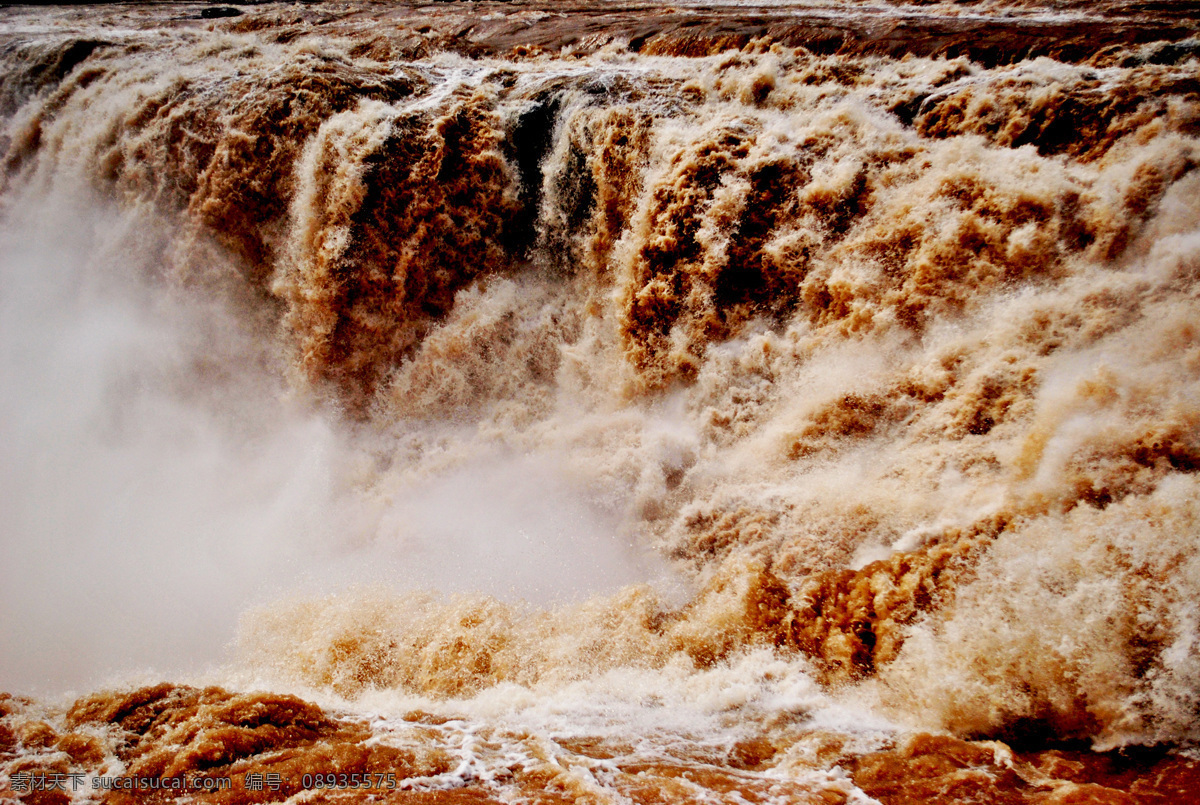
[{"x1": 3, "y1": 0, "x2": 1200, "y2": 802}]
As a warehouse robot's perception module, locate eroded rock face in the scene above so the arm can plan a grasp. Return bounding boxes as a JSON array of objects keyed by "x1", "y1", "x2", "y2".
[
  {"x1": 3, "y1": 686, "x2": 457, "y2": 804},
  {"x1": 4, "y1": 685, "x2": 1200, "y2": 804},
  {"x1": 847, "y1": 733, "x2": 1200, "y2": 805}
]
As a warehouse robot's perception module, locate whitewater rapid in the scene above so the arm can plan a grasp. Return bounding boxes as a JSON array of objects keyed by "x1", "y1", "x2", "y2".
[{"x1": 1, "y1": 1, "x2": 1199, "y2": 802}]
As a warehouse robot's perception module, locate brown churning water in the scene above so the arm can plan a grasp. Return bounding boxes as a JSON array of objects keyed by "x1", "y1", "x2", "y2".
[{"x1": 1, "y1": 1, "x2": 1199, "y2": 802}]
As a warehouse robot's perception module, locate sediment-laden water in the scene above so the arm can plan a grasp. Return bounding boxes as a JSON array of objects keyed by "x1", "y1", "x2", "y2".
[{"x1": 2, "y1": 1, "x2": 1200, "y2": 802}]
